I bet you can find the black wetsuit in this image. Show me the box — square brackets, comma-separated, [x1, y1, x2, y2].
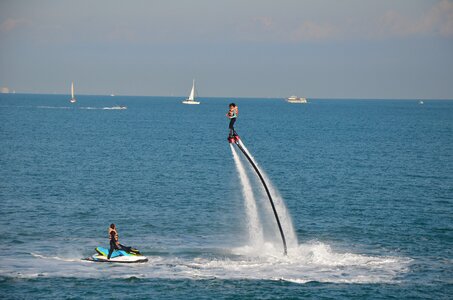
[107, 231, 120, 259]
[107, 230, 133, 259]
[228, 111, 237, 137]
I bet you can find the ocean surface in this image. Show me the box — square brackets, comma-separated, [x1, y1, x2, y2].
[0, 94, 452, 299]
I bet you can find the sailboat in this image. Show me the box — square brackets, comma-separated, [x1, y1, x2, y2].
[70, 82, 76, 103]
[182, 80, 200, 105]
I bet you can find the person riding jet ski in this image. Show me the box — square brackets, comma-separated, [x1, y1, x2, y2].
[107, 223, 138, 259]
[83, 224, 146, 263]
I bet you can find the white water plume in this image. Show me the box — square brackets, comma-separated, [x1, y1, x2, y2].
[230, 144, 263, 246]
[238, 140, 299, 250]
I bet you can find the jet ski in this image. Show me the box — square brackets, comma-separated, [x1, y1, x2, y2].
[84, 246, 148, 263]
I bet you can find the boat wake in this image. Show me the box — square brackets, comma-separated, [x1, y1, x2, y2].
[30, 252, 81, 263]
[80, 106, 127, 110]
[37, 106, 72, 109]
[34, 106, 127, 110]
[101, 106, 127, 110]
[0, 242, 411, 283]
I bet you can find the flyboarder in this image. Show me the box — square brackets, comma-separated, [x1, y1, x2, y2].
[226, 103, 238, 139]
[226, 111, 287, 255]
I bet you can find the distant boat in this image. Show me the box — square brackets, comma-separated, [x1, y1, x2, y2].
[286, 96, 307, 103]
[419, 100, 424, 104]
[110, 106, 127, 110]
[70, 82, 76, 103]
[110, 94, 115, 97]
[182, 80, 200, 105]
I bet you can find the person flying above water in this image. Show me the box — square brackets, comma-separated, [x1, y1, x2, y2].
[226, 102, 238, 138]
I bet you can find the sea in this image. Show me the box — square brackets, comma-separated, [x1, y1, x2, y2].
[0, 94, 452, 299]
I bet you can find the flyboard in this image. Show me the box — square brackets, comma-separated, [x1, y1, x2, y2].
[228, 134, 288, 255]
[83, 247, 148, 263]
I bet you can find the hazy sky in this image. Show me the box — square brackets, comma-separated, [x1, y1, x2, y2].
[0, 0, 452, 98]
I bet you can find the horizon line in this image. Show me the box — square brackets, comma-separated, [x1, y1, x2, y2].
[1, 91, 452, 101]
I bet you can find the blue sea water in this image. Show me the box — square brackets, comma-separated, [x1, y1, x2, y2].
[0, 94, 452, 299]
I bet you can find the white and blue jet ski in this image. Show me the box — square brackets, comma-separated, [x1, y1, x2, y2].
[84, 247, 148, 263]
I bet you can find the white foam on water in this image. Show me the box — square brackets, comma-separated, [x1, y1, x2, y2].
[230, 144, 263, 247]
[78, 106, 96, 109]
[32, 105, 126, 110]
[177, 242, 411, 283]
[102, 106, 127, 110]
[30, 252, 81, 263]
[37, 106, 72, 109]
[77, 106, 127, 110]
[0, 240, 411, 283]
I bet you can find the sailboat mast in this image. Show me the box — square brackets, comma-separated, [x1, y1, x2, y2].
[71, 82, 74, 99]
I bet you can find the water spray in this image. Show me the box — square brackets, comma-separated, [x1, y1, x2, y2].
[230, 145, 263, 246]
[229, 135, 288, 255]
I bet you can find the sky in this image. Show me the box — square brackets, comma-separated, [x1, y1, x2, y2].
[0, 0, 452, 99]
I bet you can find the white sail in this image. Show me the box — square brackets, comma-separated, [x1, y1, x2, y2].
[182, 79, 200, 104]
[188, 80, 196, 101]
[70, 82, 76, 103]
